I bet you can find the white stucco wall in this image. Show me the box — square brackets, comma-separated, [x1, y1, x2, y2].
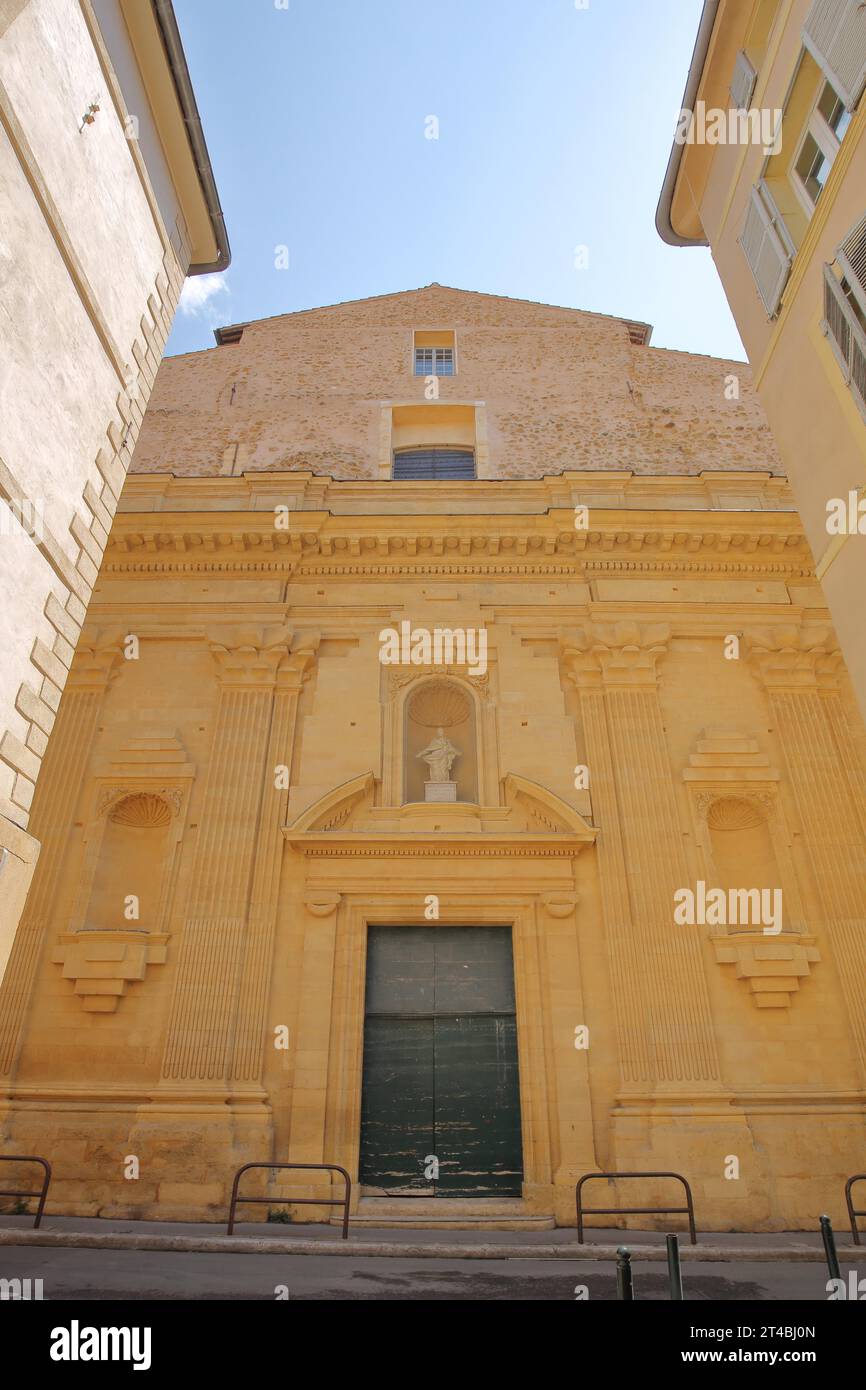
[0, 0, 195, 974]
[89, 0, 189, 262]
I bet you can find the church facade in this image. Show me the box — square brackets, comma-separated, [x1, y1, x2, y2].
[1, 285, 864, 1230]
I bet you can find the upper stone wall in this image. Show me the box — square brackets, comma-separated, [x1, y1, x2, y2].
[130, 285, 783, 480]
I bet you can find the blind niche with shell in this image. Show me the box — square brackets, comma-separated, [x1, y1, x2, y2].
[403, 679, 479, 804]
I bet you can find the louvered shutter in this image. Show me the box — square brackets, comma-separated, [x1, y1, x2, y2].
[837, 210, 866, 314]
[802, 0, 866, 111]
[739, 184, 793, 316]
[730, 50, 757, 109]
[393, 449, 476, 480]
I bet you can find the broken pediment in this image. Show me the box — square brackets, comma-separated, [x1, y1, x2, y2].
[283, 770, 596, 856]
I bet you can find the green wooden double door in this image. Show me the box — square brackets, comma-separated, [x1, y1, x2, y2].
[359, 926, 523, 1197]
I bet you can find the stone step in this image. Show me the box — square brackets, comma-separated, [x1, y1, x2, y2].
[334, 1197, 555, 1231]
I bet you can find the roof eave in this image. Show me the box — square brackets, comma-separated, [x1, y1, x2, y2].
[151, 0, 231, 275]
[655, 0, 720, 248]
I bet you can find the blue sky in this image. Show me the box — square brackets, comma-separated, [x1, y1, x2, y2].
[168, 0, 746, 361]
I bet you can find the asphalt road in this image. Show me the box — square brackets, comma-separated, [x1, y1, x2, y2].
[0, 1244, 844, 1300]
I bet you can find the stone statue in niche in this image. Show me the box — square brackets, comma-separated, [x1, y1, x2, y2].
[417, 727, 460, 801]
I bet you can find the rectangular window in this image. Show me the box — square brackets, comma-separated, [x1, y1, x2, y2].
[793, 79, 851, 213]
[414, 346, 454, 376]
[393, 448, 475, 480]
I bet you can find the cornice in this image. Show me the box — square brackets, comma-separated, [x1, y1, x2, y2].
[283, 835, 591, 859]
[120, 469, 795, 513]
[102, 510, 813, 579]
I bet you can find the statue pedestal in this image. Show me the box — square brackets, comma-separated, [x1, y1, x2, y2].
[424, 781, 457, 803]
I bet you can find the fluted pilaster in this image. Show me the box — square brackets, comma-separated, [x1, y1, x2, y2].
[562, 622, 719, 1087]
[161, 626, 309, 1084]
[748, 625, 866, 1073]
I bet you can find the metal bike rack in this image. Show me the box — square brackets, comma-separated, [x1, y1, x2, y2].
[576, 1170, 697, 1245]
[0, 1155, 52, 1229]
[845, 1174, 866, 1245]
[227, 1162, 352, 1239]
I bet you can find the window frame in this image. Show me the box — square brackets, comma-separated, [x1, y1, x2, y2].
[791, 77, 849, 216]
[413, 345, 456, 378]
[391, 445, 476, 481]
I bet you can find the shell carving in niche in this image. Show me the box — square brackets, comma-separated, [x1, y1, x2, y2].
[109, 793, 172, 829]
[408, 681, 471, 729]
[706, 797, 764, 831]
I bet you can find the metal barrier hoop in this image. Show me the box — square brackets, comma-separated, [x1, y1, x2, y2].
[0, 1155, 52, 1229]
[576, 1170, 697, 1245]
[228, 1162, 352, 1239]
[845, 1174, 866, 1245]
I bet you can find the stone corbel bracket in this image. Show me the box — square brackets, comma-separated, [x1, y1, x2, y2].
[712, 932, 820, 1008]
[540, 892, 579, 919]
[304, 893, 341, 918]
[52, 931, 169, 1013]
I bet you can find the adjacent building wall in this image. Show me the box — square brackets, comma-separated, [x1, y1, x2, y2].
[659, 0, 866, 719]
[0, 0, 221, 979]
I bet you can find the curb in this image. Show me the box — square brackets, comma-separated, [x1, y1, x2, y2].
[0, 1228, 864, 1261]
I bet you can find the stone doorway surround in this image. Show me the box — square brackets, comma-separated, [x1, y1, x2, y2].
[281, 773, 599, 1223]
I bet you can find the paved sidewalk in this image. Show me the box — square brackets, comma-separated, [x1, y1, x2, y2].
[0, 1213, 861, 1261]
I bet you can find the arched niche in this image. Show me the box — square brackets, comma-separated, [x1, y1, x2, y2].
[706, 796, 782, 932]
[84, 793, 173, 932]
[403, 678, 479, 804]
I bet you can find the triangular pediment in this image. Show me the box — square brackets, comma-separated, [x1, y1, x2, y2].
[213, 283, 650, 343]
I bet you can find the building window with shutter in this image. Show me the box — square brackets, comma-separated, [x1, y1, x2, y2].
[392, 447, 476, 480]
[739, 181, 795, 317]
[802, 0, 866, 114]
[823, 213, 866, 422]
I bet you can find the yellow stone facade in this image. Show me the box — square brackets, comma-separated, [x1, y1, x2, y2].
[1, 288, 865, 1230]
[657, 0, 866, 722]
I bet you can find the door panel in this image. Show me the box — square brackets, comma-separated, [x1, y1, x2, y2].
[359, 927, 523, 1197]
[359, 1016, 434, 1191]
[433, 1015, 523, 1196]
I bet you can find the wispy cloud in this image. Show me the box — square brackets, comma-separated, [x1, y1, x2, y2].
[178, 273, 230, 321]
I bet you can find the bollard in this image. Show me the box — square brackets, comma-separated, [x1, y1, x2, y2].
[820, 1214, 841, 1283]
[616, 1245, 634, 1301]
[666, 1232, 683, 1300]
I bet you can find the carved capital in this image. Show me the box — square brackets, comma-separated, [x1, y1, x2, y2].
[207, 625, 319, 689]
[745, 625, 842, 691]
[561, 622, 671, 687]
[67, 628, 125, 691]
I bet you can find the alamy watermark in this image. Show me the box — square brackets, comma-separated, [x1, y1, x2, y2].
[675, 102, 782, 156]
[826, 491, 866, 535]
[674, 880, 782, 935]
[0, 498, 45, 543]
[378, 620, 488, 676]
